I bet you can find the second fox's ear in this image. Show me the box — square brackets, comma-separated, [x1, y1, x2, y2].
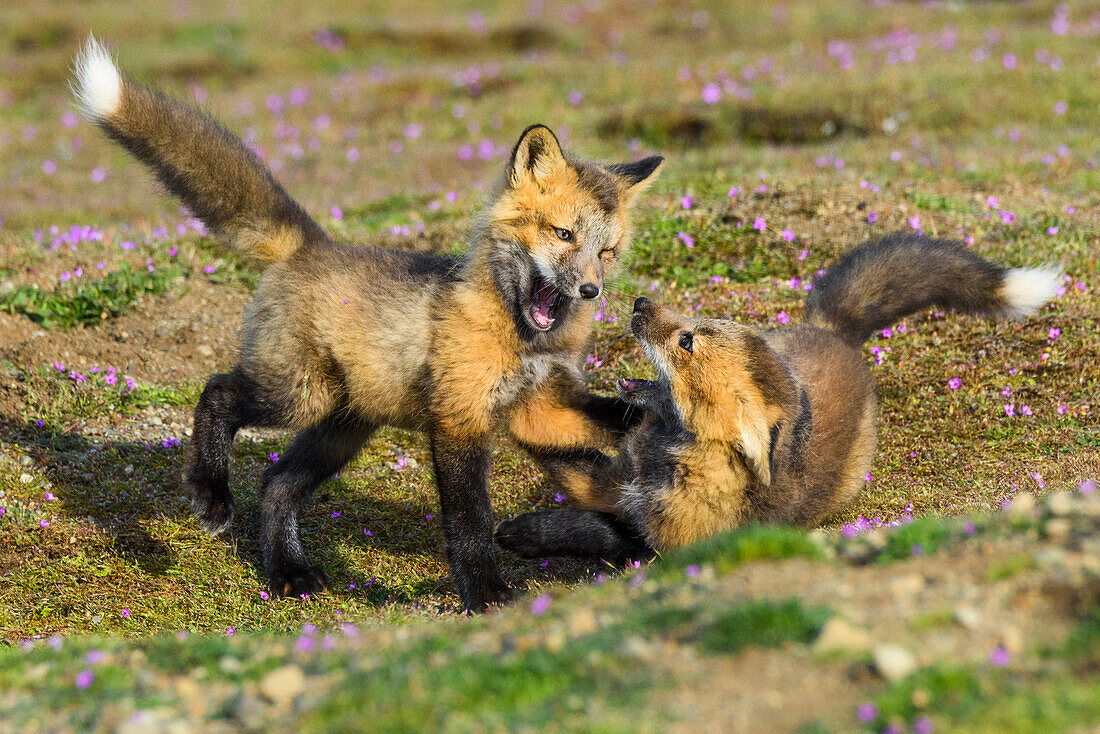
[607, 156, 664, 199]
[508, 124, 568, 188]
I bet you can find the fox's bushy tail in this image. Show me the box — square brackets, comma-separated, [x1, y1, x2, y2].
[71, 36, 325, 263]
[804, 233, 1060, 346]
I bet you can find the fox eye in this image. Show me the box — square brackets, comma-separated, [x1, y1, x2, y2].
[678, 332, 693, 353]
[553, 227, 574, 242]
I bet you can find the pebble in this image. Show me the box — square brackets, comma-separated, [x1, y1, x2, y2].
[1045, 518, 1072, 543]
[259, 665, 305, 705]
[1048, 492, 1075, 517]
[1007, 492, 1037, 517]
[197, 345, 214, 357]
[873, 643, 917, 682]
[813, 617, 871, 652]
[953, 604, 981, 630]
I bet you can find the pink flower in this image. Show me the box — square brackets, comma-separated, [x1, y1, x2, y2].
[1047, 226, 1059, 235]
[681, 195, 693, 209]
[677, 231, 694, 248]
[908, 216, 921, 230]
[1048, 327, 1061, 340]
[531, 594, 551, 615]
[331, 206, 343, 220]
[776, 311, 790, 325]
[701, 83, 721, 105]
[75, 670, 94, 689]
[989, 646, 1010, 666]
[948, 377, 961, 390]
[753, 217, 766, 231]
[1053, 100, 1067, 115]
[121, 608, 131, 618]
[727, 187, 739, 197]
[781, 229, 795, 242]
[39, 519, 50, 528]
[1003, 404, 1016, 417]
[1021, 405, 1033, 416]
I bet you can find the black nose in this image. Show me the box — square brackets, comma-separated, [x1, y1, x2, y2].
[633, 297, 651, 313]
[579, 283, 600, 300]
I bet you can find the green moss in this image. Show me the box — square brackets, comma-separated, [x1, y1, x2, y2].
[692, 599, 832, 655]
[878, 517, 955, 563]
[0, 264, 185, 329]
[658, 524, 826, 576]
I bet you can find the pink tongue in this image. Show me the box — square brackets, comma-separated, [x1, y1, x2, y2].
[530, 282, 556, 329]
[531, 302, 554, 329]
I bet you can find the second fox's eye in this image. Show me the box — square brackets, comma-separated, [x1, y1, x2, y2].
[678, 332, 693, 353]
[553, 227, 574, 242]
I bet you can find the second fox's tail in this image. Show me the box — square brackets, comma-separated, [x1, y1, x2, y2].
[804, 233, 1060, 346]
[71, 36, 326, 264]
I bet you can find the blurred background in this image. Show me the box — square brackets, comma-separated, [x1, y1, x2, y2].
[2, 0, 1097, 230]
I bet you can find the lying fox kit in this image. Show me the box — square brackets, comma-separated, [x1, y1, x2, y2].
[496, 233, 1061, 562]
[72, 36, 662, 611]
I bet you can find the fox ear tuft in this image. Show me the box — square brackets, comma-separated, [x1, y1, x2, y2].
[508, 124, 567, 187]
[607, 156, 664, 197]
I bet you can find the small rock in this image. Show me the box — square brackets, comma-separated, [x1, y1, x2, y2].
[953, 605, 981, 630]
[1000, 625, 1024, 654]
[1049, 493, 1075, 517]
[151, 416, 163, 426]
[813, 617, 871, 652]
[20, 455, 33, 466]
[197, 345, 214, 358]
[19, 473, 33, 484]
[873, 643, 917, 682]
[259, 664, 305, 705]
[1008, 492, 1037, 518]
[568, 608, 598, 636]
[234, 691, 267, 729]
[890, 574, 925, 596]
[1046, 518, 1072, 543]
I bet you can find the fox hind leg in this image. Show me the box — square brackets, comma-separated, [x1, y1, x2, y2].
[260, 412, 376, 598]
[495, 510, 650, 566]
[186, 370, 280, 535]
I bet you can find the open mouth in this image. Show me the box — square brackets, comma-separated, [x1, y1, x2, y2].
[528, 271, 564, 331]
[616, 377, 648, 396]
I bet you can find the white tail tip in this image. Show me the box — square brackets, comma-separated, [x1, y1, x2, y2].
[1001, 266, 1062, 317]
[72, 34, 121, 120]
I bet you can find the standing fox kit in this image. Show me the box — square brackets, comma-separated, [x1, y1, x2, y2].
[72, 37, 662, 611]
[496, 234, 1061, 562]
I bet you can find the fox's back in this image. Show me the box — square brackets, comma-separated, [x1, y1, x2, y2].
[240, 242, 459, 429]
[763, 325, 877, 524]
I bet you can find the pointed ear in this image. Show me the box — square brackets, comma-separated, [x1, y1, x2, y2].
[607, 156, 664, 199]
[508, 124, 568, 188]
[739, 412, 773, 487]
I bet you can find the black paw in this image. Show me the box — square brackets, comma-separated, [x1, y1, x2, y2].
[462, 577, 513, 614]
[190, 492, 235, 536]
[269, 564, 328, 599]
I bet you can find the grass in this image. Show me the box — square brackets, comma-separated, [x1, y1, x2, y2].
[691, 599, 832, 655]
[0, 263, 185, 328]
[867, 664, 1100, 734]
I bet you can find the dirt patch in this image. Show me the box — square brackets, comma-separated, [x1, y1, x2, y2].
[0, 279, 248, 383]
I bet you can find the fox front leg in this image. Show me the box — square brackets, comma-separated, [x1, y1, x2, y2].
[428, 425, 512, 613]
